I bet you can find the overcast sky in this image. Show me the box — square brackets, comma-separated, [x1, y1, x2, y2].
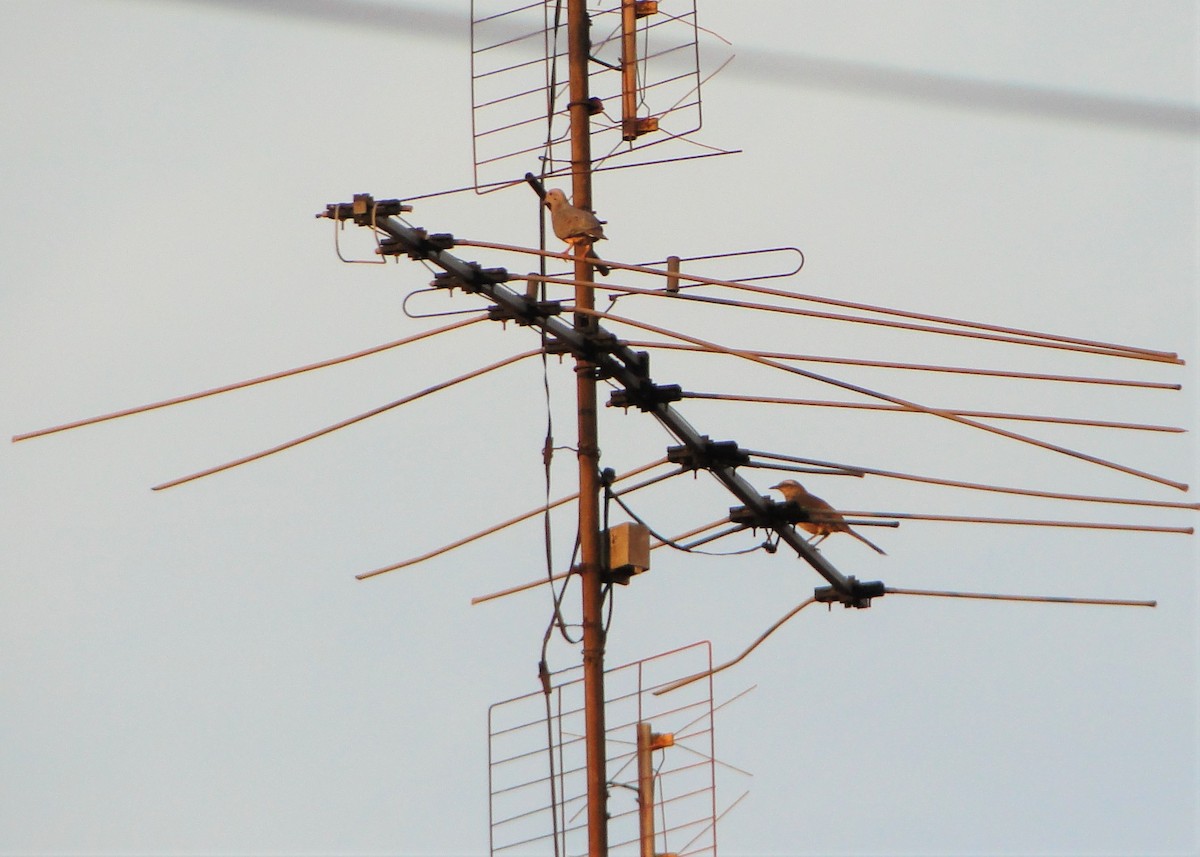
[2, 2, 1197, 855]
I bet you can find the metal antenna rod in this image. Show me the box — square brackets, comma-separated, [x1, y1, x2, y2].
[318, 208, 855, 593]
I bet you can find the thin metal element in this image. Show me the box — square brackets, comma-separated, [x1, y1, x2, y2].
[402, 288, 496, 319]
[331, 208, 387, 264]
[703, 272, 1178, 362]
[657, 583, 1158, 700]
[745, 450, 1200, 512]
[677, 685, 757, 741]
[627, 340, 1181, 390]
[683, 391, 1185, 433]
[763, 462, 865, 479]
[459, 239, 1181, 363]
[469, 469, 684, 603]
[833, 510, 1193, 535]
[655, 599, 820, 695]
[528, 271, 1177, 363]
[885, 588, 1157, 608]
[152, 350, 541, 492]
[12, 316, 488, 443]
[676, 789, 752, 857]
[645, 246, 805, 285]
[675, 524, 751, 551]
[649, 516, 732, 551]
[370, 457, 671, 583]
[473, 571, 571, 605]
[602, 248, 806, 313]
[574, 306, 1189, 492]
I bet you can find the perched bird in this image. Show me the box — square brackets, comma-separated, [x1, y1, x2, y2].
[543, 188, 610, 276]
[770, 479, 886, 555]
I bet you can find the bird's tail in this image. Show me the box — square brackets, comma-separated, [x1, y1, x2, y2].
[587, 248, 611, 277]
[849, 528, 887, 555]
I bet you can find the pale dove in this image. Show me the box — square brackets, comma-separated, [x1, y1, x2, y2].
[771, 479, 886, 555]
[543, 188, 610, 276]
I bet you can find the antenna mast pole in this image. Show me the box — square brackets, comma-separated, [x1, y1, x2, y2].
[566, 2, 609, 855]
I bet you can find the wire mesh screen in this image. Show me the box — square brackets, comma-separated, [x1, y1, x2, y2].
[488, 642, 720, 857]
[470, 0, 704, 192]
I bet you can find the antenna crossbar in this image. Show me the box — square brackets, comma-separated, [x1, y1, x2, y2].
[321, 196, 859, 597]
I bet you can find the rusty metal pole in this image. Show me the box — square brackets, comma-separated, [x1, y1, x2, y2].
[636, 722, 655, 857]
[565, 2, 608, 856]
[621, 0, 638, 140]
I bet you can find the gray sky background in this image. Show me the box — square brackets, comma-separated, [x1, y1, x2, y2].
[2, 1, 1197, 854]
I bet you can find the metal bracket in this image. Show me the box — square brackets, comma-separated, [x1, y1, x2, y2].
[430, 266, 510, 295]
[318, 193, 411, 225]
[667, 438, 749, 472]
[728, 499, 821, 530]
[488, 300, 564, 326]
[814, 577, 887, 609]
[608, 382, 683, 411]
[379, 231, 456, 261]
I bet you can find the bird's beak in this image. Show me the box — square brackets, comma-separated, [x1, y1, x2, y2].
[769, 482, 782, 490]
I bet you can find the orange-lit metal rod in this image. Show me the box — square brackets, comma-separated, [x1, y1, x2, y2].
[744, 451, 1200, 512]
[473, 471, 702, 603]
[885, 588, 1156, 607]
[674, 524, 753, 551]
[522, 271, 1172, 364]
[627, 340, 1181, 390]
[676, 791, 753, 857]
[12, 315, 488, 443]
[598, 280, 1175, 363]
[471, 571, 570, 605]
[649, 516, 733, 551]
[684, 391, 1185, 433]
[152, 349, 541, 492]
[654, 598, 820, 695]
[573, 307, 1189, 492]
[835, 510, 1193, 534]
[656, 582, 1159, 697]
[370, 458, 676, 582]
[461, 239, 1180, 362]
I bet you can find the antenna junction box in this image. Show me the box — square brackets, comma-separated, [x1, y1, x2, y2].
[605, 522, 650, 585]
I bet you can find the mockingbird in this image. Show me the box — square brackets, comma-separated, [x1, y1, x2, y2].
[771, 479, 886, 555]
[543, 188, 611, 276]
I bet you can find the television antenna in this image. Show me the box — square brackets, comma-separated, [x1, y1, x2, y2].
[470, 0, 734, 192]
[14, 3, 1195, 849]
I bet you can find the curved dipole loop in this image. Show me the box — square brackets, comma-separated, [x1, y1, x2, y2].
[654, 598, 819, 695]
[331, 203, 387, 264]
[402, 287, 489, 320]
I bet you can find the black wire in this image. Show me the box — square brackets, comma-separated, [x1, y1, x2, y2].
[600, 472, 619, 633]
[691, 540, 772, 557]
[541, 532, 581, 656]
[601, 474, 771, 557]
[537, 0, 577, 657]
[539, 8, 564, 840]
[601, 472, 615, 636]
